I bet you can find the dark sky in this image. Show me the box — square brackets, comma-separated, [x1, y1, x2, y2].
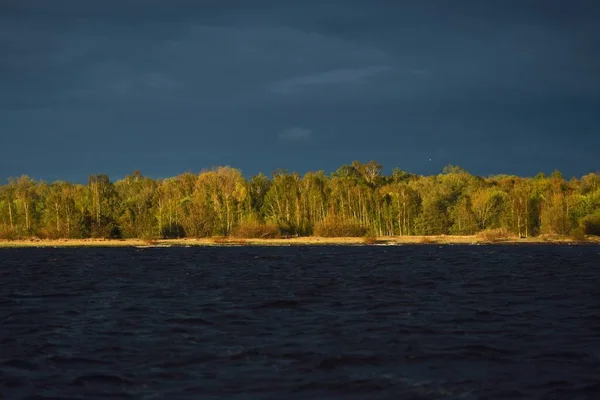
[1, 0, 599, 183]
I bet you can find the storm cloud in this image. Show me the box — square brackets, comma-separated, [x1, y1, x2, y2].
[1, 0, 599, 182]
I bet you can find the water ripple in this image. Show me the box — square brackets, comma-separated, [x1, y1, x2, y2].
[1, 245, 599, 399]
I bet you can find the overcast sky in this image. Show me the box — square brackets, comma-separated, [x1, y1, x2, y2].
[1, 0, 599, 182]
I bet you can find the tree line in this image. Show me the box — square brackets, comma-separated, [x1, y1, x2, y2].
[1, 161, 599, 240]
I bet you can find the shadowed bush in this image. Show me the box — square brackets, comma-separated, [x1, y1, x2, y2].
[581, 213, 600, 236]
[313, 216, 367, 237]
[161, 223, 186, 239]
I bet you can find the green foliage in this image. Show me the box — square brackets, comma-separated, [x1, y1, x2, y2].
[1, 164, 599, 240]
[416, 197, 450, 235]
[581, 213, 600, 236]
[449, 196, 478, 235]
[442, 164, 468, 175]
[540, 193, 571, 235]
[391, 168, 413, 183]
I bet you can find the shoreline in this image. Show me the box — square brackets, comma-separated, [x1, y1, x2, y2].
[1, 235, 598, 248]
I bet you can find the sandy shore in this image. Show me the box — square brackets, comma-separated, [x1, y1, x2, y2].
[0, 235, 598, 248]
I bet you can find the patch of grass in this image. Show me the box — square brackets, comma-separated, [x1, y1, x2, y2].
[212, 237, 248, 245]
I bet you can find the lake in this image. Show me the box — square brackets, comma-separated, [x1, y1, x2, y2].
[1, 245, 600, 399]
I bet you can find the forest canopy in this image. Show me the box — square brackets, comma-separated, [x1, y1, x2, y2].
[1, 162, 599, 240]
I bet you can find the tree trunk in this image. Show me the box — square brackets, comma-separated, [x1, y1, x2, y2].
[525, 199, 529, 238]
[55, 202, 61, 234]
[8, 200, 13, 229]
[23, 202, 30, 233]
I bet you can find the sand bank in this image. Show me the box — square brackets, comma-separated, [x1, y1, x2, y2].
[1, 235, 598, 248]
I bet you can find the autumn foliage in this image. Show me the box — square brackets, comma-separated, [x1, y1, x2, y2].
[0, 163, 599, 240]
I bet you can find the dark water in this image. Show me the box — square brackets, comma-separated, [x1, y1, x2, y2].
[1, 245, 600, 399]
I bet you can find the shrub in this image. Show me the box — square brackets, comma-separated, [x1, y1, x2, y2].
[581, 213, 600, 236]
[231, 219, 280, 239]
[161, 223, 186, 239]
[363, 235, 380, 244]
[36, 228, 56, 240]
[313, 216, 367, 237]
[475, 228, 514, 242]
[569, 228, 587, 242]
[0, 227, 20, 240]
[139, 230, 160, 241]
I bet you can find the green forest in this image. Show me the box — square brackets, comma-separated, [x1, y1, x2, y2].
[1, 161, 599, 240]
